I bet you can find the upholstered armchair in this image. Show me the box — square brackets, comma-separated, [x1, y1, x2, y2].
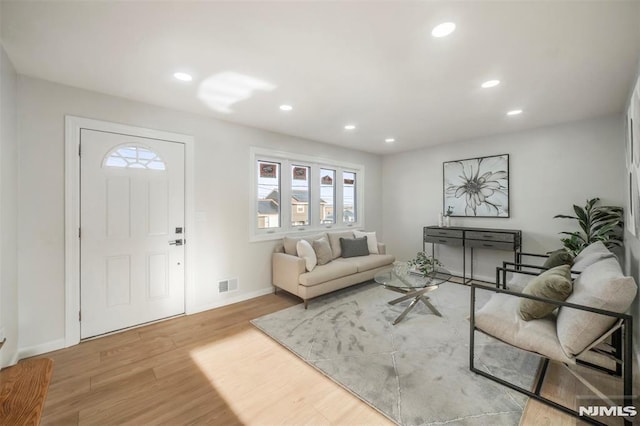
[470, 242, 637, 425]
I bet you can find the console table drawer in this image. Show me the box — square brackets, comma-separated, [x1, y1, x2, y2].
[465, 239, 514, 251]
[424, 235, 464, 246]
[465, 231, 515, 243]
[424, 228, 463, 239]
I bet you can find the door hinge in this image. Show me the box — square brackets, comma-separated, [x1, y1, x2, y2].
[79, 311, 81, 321]
[78, 144, 81, 157]
[79, 227, 81, 238]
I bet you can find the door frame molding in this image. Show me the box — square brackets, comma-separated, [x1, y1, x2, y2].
[64, 116, 195, 347]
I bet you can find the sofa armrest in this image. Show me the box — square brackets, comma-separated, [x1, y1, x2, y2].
[272, 252, 305, 295]
[377, 242, 386, 255]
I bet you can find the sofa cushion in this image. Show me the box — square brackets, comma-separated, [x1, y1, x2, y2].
[542, 249, 574, 269]
[340, 254, 396, 273]
[312, 237, 333, 265]
[475, 292, 573, 364]
[299, 260, 358, 287]
[283, 232, 327, 256]
[353, 230, 379, 254]
[328, 231, 354, 259]
[340, 237, 369, 258]
[556, 257, 637, 356]
[519, 265, 572, 321]
[296, 239, 317, 272]
[571, 241, 615, 272]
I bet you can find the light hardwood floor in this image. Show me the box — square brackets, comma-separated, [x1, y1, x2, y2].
[34, 289, 632, 425]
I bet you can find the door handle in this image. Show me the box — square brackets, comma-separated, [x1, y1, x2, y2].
[169, 239, 184, 246]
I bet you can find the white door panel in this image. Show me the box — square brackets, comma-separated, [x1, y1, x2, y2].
[80, 129, 185, 338]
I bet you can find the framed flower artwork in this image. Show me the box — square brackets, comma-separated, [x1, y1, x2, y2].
[443, 154, 509, 217]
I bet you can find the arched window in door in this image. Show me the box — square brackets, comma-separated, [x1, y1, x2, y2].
[103, 144, 166, 170]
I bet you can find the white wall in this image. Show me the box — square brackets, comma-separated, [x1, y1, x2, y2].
[16, 76, 383, 354]
[0, 44, 19, 366]
[383, 115, 625, 281]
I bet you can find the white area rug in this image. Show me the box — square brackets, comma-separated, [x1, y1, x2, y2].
[252, 282, 540, 425]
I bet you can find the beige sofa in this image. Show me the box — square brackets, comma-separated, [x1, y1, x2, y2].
[272, 230, 395, 307]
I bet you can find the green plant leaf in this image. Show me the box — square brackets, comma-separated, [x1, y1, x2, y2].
[554, 198, 622, 255]
[553, 214, 578, 219]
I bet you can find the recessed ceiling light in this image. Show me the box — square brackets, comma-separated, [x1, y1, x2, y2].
[279, 104, 293, 111]
[344, 124, 356, 131]
[507, 109, 523, 116]
[481, 80, 500, 88]
[173, 72, 193, 82]
[385, 138, 395, 143]
[431, 22, 456, 38]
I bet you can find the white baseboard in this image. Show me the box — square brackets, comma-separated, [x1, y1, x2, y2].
[18, 338, 65, 360]
[187, 287, 276, 315]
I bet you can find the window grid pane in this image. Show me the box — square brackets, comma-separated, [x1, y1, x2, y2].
[257, 161, 281, 229]
[291, 165, 310, 226]
[343, 171, 356, 223]
[104, 146, 166, 170]
[320, 169, 335, 224]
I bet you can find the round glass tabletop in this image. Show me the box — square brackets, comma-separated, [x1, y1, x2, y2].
[374, 262, 452, 290]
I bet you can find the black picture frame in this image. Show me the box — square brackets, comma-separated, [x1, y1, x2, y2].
[443, 154, 510, 217]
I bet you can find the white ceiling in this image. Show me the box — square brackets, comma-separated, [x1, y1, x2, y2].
[2, 1, 639, 154]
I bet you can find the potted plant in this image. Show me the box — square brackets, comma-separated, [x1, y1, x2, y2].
[407, 251, 443, 276]
[554, 198, 623, 256]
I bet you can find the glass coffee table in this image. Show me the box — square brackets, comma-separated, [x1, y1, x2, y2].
[374, 263, 452, 325]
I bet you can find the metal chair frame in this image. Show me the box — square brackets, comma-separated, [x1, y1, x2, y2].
[470, 266, 634, 426]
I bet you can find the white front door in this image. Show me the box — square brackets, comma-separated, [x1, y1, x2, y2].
[80, 129, 185, 339]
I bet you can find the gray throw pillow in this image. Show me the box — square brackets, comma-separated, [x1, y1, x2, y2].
[312, 237, 333, 265]
[542, 249, 574, 269]
[340, 237, 369, 258]
[518, 264, 573, 321]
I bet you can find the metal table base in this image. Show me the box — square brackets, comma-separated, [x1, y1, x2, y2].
[385, 285, 441, 325]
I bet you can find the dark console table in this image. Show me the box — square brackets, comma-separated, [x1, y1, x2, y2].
[423, 226, 522, 283]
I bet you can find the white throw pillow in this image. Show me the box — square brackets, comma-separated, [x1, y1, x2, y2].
[353, 230, 379, 254]
[296, 239, 317, 272]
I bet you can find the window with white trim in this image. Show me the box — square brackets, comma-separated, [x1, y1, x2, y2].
[343, 171, 357, 223]
[256, 161, 281, 229]
[320, 168, 335, 225]
[251, 148, 364, 240]
[104, 145, 166, 170]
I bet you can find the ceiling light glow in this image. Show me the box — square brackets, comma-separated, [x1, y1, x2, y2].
[431, 22, 456, 38]
[344, 124, 356, 131]
[507, 109, 523, 116]
[481, 80, 500, 88]
[197, 71, 276, 114]
[385, 138, 395, 143]
[279, 104, 293, 111]
[174, 72, 193, 82]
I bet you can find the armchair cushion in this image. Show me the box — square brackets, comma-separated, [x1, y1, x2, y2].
[571, 241, 615, 272]
[475, 292, 573, 364]
[519, 265, 572, 321]
[557, 257, 637, 356]
[542, 249, 574, 269]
